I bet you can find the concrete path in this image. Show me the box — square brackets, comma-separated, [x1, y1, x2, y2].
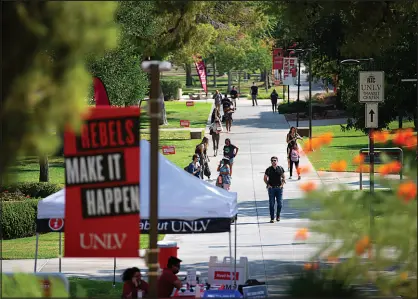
[288, 64, 329, 101]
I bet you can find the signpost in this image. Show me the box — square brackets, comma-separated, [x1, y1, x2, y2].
[365, 103, 378, 128]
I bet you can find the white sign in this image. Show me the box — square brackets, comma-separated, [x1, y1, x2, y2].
[207, 256, 249, 288]
[365, 103, 378, 128]
[283, 57, 297, 86]
[359, 71, 384, 103]
[186, 269, 197, 286]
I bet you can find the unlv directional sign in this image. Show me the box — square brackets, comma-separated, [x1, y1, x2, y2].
[359, 71, 384, 103]
[365, 103, 378, 128]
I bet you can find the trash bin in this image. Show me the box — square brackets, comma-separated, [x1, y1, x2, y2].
[157, 241, 179, 268]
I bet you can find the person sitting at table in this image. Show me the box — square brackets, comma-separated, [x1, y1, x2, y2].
[157, 256, 183, 298]
[122, 267, 149, 298]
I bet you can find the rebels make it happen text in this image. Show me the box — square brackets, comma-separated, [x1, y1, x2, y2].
[65, 117, 140, 219]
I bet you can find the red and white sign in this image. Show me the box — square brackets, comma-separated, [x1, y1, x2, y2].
[283, 57, 298, 85]
[180, 120, 190, 127]
[48, 218, 64, 231]
[162, 145, 176, 155]
[64, 107, 140, 257]
[272, 48, 284, 70]
[193, 56, 208, 93]
[186, 101, 194, 107]
[214, 271, 240, 280]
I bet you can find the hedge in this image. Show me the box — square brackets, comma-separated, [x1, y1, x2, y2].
[278, 101, 308, 114]
[0, 191, 31, 202]
[1, 199, 40, 240]
[0, 182, 62, 198]
[161, 79, 183, 100]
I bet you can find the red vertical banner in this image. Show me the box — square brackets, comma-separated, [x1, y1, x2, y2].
[272, 48, 284, 70]
[193, 55, 208, 94]
[64, 107, 140, 257]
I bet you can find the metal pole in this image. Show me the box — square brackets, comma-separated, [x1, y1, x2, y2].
[287, 85, 290, 105]
[308, 50, 313, 145]
[368, 58, 374, 259]
[296, 56, 301, 127]
[229, 230, 233, 288]
[58, 232, 62, 273]
[148, 64, 161, 299]
[234, 216, 237, 289]
[34, 233, 39, 272]
[113, 257, 116, 287]
[282, 84, 286, 105]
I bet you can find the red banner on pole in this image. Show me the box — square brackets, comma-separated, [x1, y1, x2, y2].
[193, 56, 208, 94]
[64, 107, 140, 257]
[273, 48, 284, 70]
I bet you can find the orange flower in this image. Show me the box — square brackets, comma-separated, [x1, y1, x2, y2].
[373, 130, 389, 143]
[392, 128, 414, 146]
[330, 160, 347, 172]
[404, 136, 417, 149]
[298, 166, 311, 174]
[397, 181, 417, 203]
[400, 272, 408, 281]
[378, 161, 402, 176]
[299, 181, 317, 192]
[352, 154, 365, 165]
[302, 138, 321, 153]
[355, 164, 370, 173]
[294, 228, 309, 240]
[318, 132, 333, 145]
[303, 263, 312, 270]
[355, 236, 371, 256]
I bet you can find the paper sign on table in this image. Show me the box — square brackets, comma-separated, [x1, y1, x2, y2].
[162, 145, 176, 155]
[64, 107, 140, 257]
[186, 101, 194, 107]
[242, 285, 268, 299]
[187, 269, 197, 285]
[180, 120, 190, 127]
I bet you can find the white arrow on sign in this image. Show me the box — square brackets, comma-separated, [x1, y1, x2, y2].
[365, 103, 378, 128]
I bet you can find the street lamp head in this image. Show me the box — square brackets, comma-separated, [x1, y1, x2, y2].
[141, 61, 172, 72]
[340, 59, 361, 65]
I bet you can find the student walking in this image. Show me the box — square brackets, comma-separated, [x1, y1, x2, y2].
[210, 111, 223, 156]
[195, 137, 210, 180]
[289, 143, 301, 180]
[286, 126, 302, 170]
[217, 157, 232, 190]
[230, 86, 239, 109]
[270, 89, 279, 113]
[213, 90, 222, 112]
[250, 82, 258, 106]
[263, 156, 286, 223]
[222, 95, 234, 132]
[223, 138, 238, 177]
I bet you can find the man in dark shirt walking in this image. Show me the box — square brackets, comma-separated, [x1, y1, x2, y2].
[264, 156, 285, 223]
[250, 82, 258, 106]
[230, 86, 238, 109]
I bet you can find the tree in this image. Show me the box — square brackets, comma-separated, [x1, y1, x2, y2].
[1, 2, 118, 182]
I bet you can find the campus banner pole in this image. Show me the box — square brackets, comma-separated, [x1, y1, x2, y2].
[58, 232, 62, 272]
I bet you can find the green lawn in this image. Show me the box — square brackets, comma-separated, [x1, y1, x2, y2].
[69, 277, 122, 298]
[305, 121, 415, 171]
[140, 101, 212, 129]
[1, 233, 165, 260]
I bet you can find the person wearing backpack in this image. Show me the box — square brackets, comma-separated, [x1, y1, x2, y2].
[195, 137, 210, 180]
[289, 143, 301, 180]
[187, 154, 201, 178]
[217, 157, 232, 190]
[209, 111, 223, 157]
[263, 156, 286, 223]
[270, 89, 279, 113]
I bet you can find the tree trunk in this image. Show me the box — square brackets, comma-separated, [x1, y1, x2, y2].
[39, 155, 49, 182]
[185, 64, 193, 87]
[227, 71, 232, 92]
[260, 71, 266, 82]
[265, 69, 269, 92]
[213, 56, 217, 87]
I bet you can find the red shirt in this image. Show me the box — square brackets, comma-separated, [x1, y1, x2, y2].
[122, 280, 149, 298]
[157, 268, 179, 298]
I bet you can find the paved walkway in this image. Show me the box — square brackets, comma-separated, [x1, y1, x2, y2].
[2, 99, 390, 294]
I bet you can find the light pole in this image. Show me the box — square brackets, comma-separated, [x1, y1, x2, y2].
[340, 58, 374, 255]
[141, 60, 172, 299]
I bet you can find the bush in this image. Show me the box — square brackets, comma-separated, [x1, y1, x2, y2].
[278, 100, 307, 114]
[0, 182, 62, 198]
[0, 191, 31, 202]
[161, 80, 183, 100]
[1, 199, 40, 240]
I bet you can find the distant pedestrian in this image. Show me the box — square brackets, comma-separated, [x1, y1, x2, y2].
[213, 90, 222, 112]
[222, 95, 234, 132]
[289, 143, 301, 180]
[187, 154, 201, 178]
[286, 126, 302, 170]
[223, 138, 238, 176]
[210, 109, 223, 157]
[195, 137, 210, 179]
[230, 86, 239, 109]
[250, 82, 258, 106]
[217, 157, 232, 190]
[270, 89, 279, 113]
[263, 156, 285, 223]
[211, 107, 221, 123]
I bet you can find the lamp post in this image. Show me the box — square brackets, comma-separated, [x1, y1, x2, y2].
[141, 60, 172, 299]
[340, 58, 374, 255]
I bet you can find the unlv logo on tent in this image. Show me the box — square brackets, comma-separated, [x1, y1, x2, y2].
[49, 218, 64, 231]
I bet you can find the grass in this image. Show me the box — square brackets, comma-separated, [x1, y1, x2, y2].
[140, 101, 212, 129]
[304, 120, 416, 172]
[69, 277, 122, 298]
[1, 233, 165, 260]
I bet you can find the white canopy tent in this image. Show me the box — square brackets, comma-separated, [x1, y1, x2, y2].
[35, 140, 239, 285]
